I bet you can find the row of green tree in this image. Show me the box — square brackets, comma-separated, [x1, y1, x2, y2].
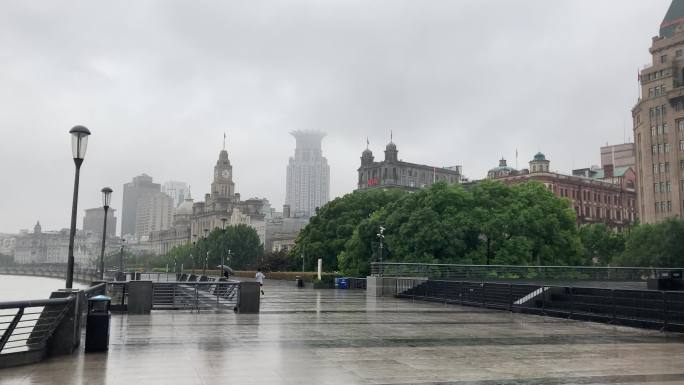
[291, 181, 684, 276]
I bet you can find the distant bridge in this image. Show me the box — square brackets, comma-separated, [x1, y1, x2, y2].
[0, 265, 100, 284]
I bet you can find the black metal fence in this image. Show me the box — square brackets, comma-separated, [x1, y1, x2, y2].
[372, 262, 679, 283]
[396, 278, 684, 332]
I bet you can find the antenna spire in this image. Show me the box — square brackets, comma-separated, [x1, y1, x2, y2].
[223, 132, 226, 151]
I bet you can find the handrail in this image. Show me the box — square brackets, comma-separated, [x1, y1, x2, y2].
[371, 262, 684, 270]
[0, 296, 74, 310]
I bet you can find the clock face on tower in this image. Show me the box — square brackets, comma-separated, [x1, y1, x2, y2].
[222, 170, 230, 179]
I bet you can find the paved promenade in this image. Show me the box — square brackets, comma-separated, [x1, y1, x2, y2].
[2, 280, 684, 385]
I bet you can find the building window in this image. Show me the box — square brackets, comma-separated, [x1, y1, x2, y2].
[656, 106, 661, 116]
[655, 183, 660, 193]
[680, 140, 684, 151]
[665, 143, 671, 153]
[662, 54, 668, 63]
[679, 120, 684, 132]
[649, 88, 654, 97]
[667, 181, 672, 192]
[664, 123, 669, 133]
[666, 162, 671, 172]
[663, 105, 667, 116]
[677, 49, 683, 57]
[651, 126, 656, 136]
[654, 164, 659, 174]
[681, 160, 684, 169]
[668, 201, 672, 211]
[658, 144, 664, 153]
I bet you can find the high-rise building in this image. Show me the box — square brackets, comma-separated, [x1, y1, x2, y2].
[83, 207, 117, 238]
[633, 0, 684, 223]
[135, 192, 174, 241]
[162, 181, 190, 208]
[286, 131, 330, 217]
[121, 174, 161, 239]
[357, 140, 461, 191]
[600, 143, 636, 170]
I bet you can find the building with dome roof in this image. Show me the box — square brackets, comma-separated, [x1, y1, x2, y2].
[487, 158, 518, 179]
[489, 153, 637, 231]
[357, 139, 461, 191]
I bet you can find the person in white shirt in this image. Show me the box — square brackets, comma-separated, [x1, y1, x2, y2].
[255, 269, 265, 295]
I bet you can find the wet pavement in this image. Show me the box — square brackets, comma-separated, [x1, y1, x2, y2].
[2, 280, 684, 385]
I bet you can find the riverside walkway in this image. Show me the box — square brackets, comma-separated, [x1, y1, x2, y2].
[2, 280, 684, 385]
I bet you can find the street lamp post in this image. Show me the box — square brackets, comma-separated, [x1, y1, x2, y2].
[220, 218, 227, 277]
[99, 187, 113, 280]
[202, 228, 209, 275]
[191, 234, 197, 274]
[118, 239, 126, 278]
[66, 125, 91, 289]
[376, 226, 385, 277]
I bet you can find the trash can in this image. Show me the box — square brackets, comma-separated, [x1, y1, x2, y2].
[295, 276, 304, 288]
[85, 295, 111, 352]
[338, 278, 348, 289]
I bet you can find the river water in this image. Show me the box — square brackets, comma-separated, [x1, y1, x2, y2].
[0, 275, 87, 302]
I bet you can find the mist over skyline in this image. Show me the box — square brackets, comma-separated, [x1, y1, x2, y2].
[0, 0, 669, 234]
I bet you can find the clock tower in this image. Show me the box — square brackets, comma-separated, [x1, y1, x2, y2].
[211, 146, 235, 198]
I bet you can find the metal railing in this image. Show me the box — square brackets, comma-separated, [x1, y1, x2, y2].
[151, 281, 239, 311]
[0, 296, 74, 358]
[395, 278, 684, 332]
[346, 278, 367, 290]
[103, 280, 239, 312]
[371, 262, 680, 283]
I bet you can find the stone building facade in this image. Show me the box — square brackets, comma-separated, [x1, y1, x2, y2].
[13, 222, 121, 266]
[633, 0, 684, 223]
[190, 146, 266, 244]
[357, 141, 461, 191]
[490, 153, 637, 231]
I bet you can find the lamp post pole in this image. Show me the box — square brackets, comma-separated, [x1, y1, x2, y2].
[118, 240, 125, 276]
[221, 218, 227, 277]
[376, 226, 385, 277]
[99, 187, 112, 280]
[202, 228, 209, 275]
[191, 234, 197, 274]
[66, 125, 91, 289]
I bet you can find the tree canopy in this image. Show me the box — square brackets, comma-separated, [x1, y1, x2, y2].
[165, 224, 262, 270]
[613, 218, 684, 267]
[290, 188, 408, 272]
[339, 181, 582, 276]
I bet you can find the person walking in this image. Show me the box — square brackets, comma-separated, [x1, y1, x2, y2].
[255, 268, 265, 295]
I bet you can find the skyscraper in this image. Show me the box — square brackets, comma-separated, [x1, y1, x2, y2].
[633, 0, 684, 223]
[121, 174, 161, 239]
[286, 131, 330, 218]
[162, 181, 190, 208]
[83, 207, 117, 238]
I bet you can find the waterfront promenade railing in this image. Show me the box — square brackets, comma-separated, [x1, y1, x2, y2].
[395, 278, 684, 332]
[0, 296, 74, 359]
[371, 262, 680, 283]
[106, 280, 240, 311]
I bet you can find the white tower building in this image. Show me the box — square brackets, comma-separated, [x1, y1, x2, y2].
[286, 131, 330, 218]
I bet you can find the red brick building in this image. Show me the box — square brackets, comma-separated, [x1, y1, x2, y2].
[488, 153, 637, 231]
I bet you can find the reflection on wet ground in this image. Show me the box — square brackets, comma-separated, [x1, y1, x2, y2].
[2, 279, 684, 385]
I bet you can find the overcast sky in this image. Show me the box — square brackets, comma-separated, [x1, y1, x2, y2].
[0, 0, 670, 234]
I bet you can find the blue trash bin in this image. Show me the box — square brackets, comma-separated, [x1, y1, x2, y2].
[339, 278, 348, 289]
